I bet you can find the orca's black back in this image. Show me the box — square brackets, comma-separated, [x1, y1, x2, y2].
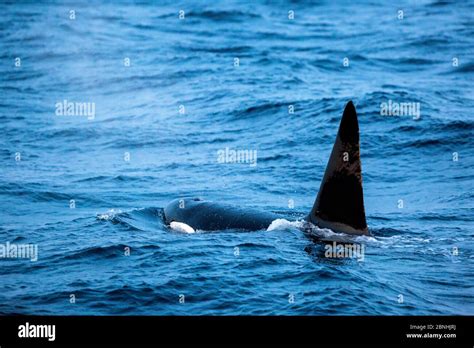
[164, 198, 279, 231]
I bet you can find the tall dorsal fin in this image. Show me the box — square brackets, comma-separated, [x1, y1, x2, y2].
[308, 101, 368, 235]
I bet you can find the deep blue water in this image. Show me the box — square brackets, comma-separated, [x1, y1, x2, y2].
[0, 0, 473, 315]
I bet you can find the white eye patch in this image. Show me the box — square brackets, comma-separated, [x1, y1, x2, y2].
[170, 221, 195, 234]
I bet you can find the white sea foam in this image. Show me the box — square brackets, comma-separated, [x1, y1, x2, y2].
[96, 209, 122, 221]
[266, 218, 335, 238]
[267, 218, 380, 245]
[266, 218, 306, 231]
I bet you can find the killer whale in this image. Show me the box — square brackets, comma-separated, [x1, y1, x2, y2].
[164, 101, 369, 236]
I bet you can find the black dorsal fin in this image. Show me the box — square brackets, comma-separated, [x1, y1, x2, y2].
[308, 101, 369, 235]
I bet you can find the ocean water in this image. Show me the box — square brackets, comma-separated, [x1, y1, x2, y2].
[0, 0, 473, 315]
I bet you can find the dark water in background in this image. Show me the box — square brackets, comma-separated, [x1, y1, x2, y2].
[0, 0, 473, 315]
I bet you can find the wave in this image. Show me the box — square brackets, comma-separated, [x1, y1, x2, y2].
[96, 207, 166, 232]
[186, 10, 261, 22]
[75, 175, 157, 183]
[452, 62, 474, 73]
[232, 101, 293, 118]
[62, 244, 131, 261]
